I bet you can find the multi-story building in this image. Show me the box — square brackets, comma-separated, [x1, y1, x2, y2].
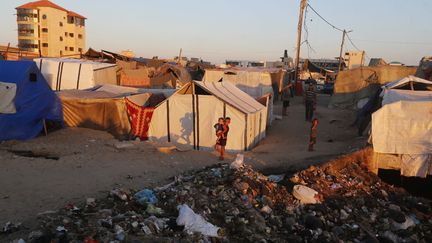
[344, 50, 365, 69]
[16, 0, 86, 57]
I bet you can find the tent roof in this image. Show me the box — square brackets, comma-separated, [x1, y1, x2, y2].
[35, 58, 116, 71]
[383, 75, 432, 89]
[0, 60, 34, 84]
[193, 81, 265, 114]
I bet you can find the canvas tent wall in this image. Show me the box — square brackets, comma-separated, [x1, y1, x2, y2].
[371, 101, 432, 177]
[0, 60, 63, 141]
[34, 58, 118, 91]
[329, 65, 416, 109]
[58, 85, 165, 139]
[380, 76, 432, 106]
[148, 81, 267, 151]
[203, 69, 275, 124]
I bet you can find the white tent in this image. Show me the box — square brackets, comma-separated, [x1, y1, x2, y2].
[203, 69, 275, 124]
[34, 58, 118, 91]
[148, 81, 267, 151]
[371, 101, 432, 177]
[381, 75, 432, 105]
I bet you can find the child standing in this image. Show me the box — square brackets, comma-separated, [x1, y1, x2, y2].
[308, 118, 318, 151]
[214, 117, 225, 152]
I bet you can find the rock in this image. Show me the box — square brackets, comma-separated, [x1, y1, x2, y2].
[340, 209, 349, 220]
[332, 226, 344, 236]
[388, 209, 406, 223]
[304, 215, 323, 230]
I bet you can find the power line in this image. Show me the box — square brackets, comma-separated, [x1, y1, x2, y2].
[351, 39, 432, 45]
[306, 3, 344, 32]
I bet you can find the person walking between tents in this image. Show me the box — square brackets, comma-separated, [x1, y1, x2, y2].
[308, 118, 318, 151]
[214, 117, 230, 160]
[304, 84, 317, 121]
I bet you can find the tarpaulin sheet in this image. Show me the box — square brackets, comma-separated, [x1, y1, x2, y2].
[125, 98, 154, 140]
[372, 101, 432, 154]
[0, 60, 63, 141]
[60, 96, 132, 139]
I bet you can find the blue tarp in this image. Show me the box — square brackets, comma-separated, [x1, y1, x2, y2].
[0, 60, 63, 141]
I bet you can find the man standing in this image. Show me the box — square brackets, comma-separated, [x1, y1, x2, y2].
[304, 84, 317, 121]
[218, 117, 230, 160]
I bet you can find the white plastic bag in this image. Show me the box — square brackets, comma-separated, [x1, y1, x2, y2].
[292, 185, 319, 204]
[230, 154, 244, 170]
[176, 204, 220, 237]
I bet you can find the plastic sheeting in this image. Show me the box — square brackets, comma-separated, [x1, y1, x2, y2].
[372, 101, 432, 155]
[34, 58, 118, 91]
[148, 81, 267, 151]
[0, 60, 63, 141]
[330, 66, 416, 109]
[203, 69, 274, 124]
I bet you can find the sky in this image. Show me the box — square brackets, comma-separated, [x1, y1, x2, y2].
[1, 0, 431, 65]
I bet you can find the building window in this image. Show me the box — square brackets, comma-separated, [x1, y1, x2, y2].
[42, 28, 48, 33]
[69, 47, 74, 52]
[67, 16, 75, 24]
[60, 51, 63, 56]
[65, 32, 68, 36]
[69, 33, 74, 38]
[59, 22, 63, 27]
[78, 34, 83, 39]
[65, 46, 68, 51]
[42, 43, 48, 47]
[60, 36, 63, 41]
[42, 14, 47, 20]
[78, 48, 82, 53]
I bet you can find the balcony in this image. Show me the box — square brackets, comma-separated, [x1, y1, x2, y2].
[18, 28, 35, 37]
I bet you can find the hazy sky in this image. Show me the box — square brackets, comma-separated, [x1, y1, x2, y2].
[1, 0, 431, 65]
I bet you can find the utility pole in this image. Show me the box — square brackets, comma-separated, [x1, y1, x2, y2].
[338, 29, 352, 72]
[294, 0, 307, 91]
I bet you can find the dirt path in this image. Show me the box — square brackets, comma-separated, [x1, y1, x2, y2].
[0, 94, 365, 228]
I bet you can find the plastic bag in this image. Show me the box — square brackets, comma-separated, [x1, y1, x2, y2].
[134, 189, 157, 205]
[292, 185, 319, 204]
[230, 154, 244, 170]
[176, 204, 220, 237]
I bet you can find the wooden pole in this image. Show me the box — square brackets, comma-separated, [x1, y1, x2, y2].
[294, 0, 307, 86]
[178, 48, 183, 64]
[5, 43, 10, 60]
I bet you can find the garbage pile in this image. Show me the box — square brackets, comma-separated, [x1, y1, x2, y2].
[5, 153, 432, 242]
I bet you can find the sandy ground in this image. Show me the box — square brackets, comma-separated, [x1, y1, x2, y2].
[0, 94, 365, 228]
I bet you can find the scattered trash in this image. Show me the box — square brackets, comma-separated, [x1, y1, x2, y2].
[9, 157, 432, 242]
[2, 222, 21, 234]
[110, 188, 130, 201]
[230, 154, 244, 170]
[267, 174, 285, 183]
[292, 185, 319, 204]
[176, 204, 220, 237]
[134, 189, 157, 205]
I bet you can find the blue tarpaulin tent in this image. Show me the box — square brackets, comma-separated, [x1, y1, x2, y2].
[0, 60, 63, 141]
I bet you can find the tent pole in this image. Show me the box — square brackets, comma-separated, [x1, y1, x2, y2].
[43, 119, 48, 136]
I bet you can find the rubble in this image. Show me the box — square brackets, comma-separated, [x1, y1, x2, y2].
[3, 152, 432, 242]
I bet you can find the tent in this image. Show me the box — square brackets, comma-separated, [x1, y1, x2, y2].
[59, 85, 169, 139]
[148, 81, 267, 151]
[380, 76, 432, 105]
[329, 65, 417, 109]
[0, 60, 63, 141]
[203, 68, 275, 124]
[34, 58, 118, 91]
[371, 101, 432, 177]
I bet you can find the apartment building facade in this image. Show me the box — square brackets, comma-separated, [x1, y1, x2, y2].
[16, 0, 86, 57]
